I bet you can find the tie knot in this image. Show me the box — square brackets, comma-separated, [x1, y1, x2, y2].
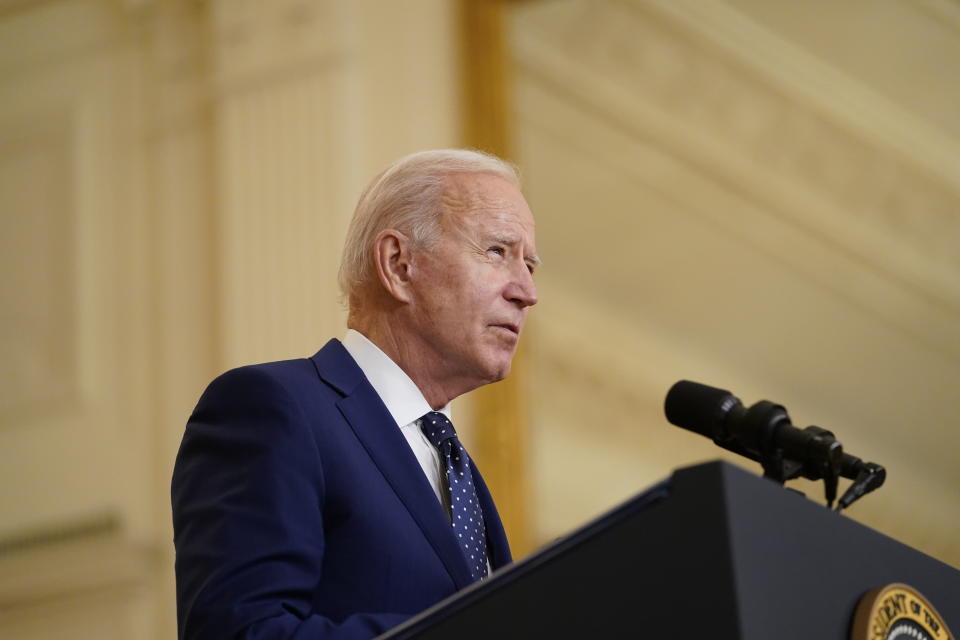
[419, 411, 458, 449]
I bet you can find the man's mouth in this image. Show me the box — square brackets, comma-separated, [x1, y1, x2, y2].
[492, 323, 520, 336]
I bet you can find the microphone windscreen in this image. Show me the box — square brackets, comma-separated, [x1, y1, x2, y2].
[664, 380, 739, 438]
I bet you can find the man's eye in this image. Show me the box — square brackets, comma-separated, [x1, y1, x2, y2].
[488, 246, 505, 257]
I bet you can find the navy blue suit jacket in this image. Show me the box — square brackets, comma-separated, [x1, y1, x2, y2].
[171, 339, 512, 639]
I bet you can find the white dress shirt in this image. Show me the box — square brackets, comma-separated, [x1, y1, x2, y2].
[342, 329, 494, 574]
[342, 329, 452, 515]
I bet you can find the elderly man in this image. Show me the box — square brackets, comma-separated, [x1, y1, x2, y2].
[172, 149, 539, 639]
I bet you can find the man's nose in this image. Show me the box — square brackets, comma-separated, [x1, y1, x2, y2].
[506, 266, 538, 308]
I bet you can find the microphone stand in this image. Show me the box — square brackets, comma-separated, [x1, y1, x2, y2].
[837, 460, 886, 511]
[664, 380, 887, 511]
[753, 425, 885, 511]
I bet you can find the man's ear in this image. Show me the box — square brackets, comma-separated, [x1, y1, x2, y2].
[373, 229, 414, 303]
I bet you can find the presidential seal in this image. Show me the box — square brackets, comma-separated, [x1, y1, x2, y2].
[851, 583, 953, 640]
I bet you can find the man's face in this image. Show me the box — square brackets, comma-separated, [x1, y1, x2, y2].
[408, 172, 539, 389]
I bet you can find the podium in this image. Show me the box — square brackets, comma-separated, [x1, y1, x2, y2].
[382, 461, 959, 639]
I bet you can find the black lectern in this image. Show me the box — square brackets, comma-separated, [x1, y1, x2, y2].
[382, 461, 959, 639]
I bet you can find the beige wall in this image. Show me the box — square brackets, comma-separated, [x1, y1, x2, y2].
[0, 0, 957, 637]
[0, 0, 460, 636]
[510, 0, 960, 567]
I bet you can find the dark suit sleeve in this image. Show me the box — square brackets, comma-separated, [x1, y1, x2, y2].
[171, 366, 410, 639]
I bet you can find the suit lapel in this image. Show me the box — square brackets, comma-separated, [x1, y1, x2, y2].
[311, 340, 475, 590]
[471, 461, 513, 569]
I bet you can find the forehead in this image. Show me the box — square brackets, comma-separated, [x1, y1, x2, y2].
[439, 172, 535, 233]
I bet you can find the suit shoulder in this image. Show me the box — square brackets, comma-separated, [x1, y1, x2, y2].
[214, 357, 315, 385]
[207, 358, 317, 391]
[194, 356, 328, 412]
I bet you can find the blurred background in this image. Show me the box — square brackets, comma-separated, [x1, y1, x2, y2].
[1, 0, 958, 637]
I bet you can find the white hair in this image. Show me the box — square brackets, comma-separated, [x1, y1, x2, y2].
[338, 149, 520, 305]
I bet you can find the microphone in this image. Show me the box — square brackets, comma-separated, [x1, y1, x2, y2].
[664, 380, 885, 509]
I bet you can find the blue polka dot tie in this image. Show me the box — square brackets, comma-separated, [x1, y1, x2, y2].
[419, 411, 489, 582]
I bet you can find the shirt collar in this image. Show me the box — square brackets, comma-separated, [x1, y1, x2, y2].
[342, 328, 451, 428]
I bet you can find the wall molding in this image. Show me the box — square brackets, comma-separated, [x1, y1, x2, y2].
[644, 0, 960, 189]
[510, 0, 960, 364]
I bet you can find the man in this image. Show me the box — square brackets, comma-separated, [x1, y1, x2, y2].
[171, 149, 539, 639]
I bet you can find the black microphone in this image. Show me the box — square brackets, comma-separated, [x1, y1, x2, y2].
[664, 380, 885, 509]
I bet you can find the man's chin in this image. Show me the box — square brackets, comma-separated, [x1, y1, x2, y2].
[487, 357, 513, 383]
[471, 344, 519, 385]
